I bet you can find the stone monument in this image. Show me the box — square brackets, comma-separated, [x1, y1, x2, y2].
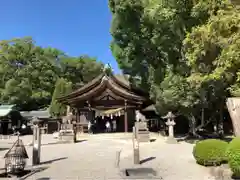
[162, 111, 177, 144]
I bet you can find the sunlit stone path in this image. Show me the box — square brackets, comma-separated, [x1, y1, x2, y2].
[0, 134, 213, 180]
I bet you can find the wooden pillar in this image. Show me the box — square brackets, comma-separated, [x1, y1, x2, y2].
[57, 121, 60, 131]
[87, 101, 93, 122]
[77, 109, 80, 123]
[124, 100, 128, 133]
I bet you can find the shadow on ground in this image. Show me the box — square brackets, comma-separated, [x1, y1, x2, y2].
[140, 156, 156, 164]
[177, 137, 199, 144]
[75, 140, 87, 143]
[0, 148, 9, 151]
[177, 133, 234, 144]
[0, 166, 48, 179]
[26, 140, 87, 147]
[150, 139, 156, 142]
[47, 139, 87, 145]
[221, 137, 233, 143]
[40, 157, 67, 165]
[0, 170, 32, 178]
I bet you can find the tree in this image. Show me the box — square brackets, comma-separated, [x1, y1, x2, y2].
[109, 0, 239, 136]
[183, 2, 240, 134]
[49, 78, 72, 117]
[0, 37, 60, 110]
[60, 55, 103, 89]
[0, 37, 103, 110]
[109, 0, 205, 109]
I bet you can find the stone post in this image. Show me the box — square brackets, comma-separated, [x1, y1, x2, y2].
[32, 117, 42, 165]
[132, 127, 140, 164]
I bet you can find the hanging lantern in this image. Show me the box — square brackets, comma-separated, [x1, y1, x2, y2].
[4, 135, 28, 175]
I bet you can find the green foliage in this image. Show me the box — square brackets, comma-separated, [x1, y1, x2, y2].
[0, 37, 103, 110]
[227, 137, 240, 177]
[109, 0, 240, 135]
[183, 2, 240, 122]
[49, 78, 72, 118]
[60, 55, 103, 89]
[109, 0, 210, 113]
[193, 139, 228, 166]
[151, 70, 198, 115]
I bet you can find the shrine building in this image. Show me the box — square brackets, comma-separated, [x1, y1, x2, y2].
[57, 66, 152, 133]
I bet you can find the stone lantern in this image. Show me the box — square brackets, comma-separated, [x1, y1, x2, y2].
[32, 116, 42, 126]
[162, 111, 177, 144]
[4, 135, 28, 175]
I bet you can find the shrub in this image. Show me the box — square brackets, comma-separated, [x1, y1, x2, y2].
[227, 137, 240, 177]
[193, 139, 228, 166]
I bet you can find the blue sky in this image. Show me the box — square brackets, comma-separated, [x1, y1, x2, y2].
[0, 0, 121, 73]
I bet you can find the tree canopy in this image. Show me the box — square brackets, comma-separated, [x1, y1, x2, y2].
[49, 78, 73, 117]
[0, 37, 103, 111]
[109, 0, 240, 135]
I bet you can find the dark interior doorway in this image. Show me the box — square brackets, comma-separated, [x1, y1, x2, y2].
[0, 121, 9, 135]
[93, 115, 125, 133]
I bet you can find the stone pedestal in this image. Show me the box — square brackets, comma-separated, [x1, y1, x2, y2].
[59, 129, 76, 143]
[59, 123, 76, 143]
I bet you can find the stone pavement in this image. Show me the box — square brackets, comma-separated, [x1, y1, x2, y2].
[0, 134, 214, 180]
[120, 139, 214, 180]
[27, 137, 133, 180]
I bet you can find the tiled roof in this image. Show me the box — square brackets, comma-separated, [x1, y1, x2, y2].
[58, 72, 148, 105]
[0, 104, 15, 117]
[20, 110, 50, 119]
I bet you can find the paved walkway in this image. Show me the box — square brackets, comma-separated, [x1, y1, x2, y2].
[120, 139, 214, 180]
[0, 134, 214, 180]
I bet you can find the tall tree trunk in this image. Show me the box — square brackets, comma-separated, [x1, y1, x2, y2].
[189, 113, 198, 137]
[201, 108, 204, 127]
[218, 100, 224, 137]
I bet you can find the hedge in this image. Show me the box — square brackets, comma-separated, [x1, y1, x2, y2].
[227, 137, 240, 177]
[193, 139, 228, 166]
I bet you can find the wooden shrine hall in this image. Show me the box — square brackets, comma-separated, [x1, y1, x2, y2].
[57, 66, 151, 133]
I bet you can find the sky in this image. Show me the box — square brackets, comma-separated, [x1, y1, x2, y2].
[0, 0, 121, 73]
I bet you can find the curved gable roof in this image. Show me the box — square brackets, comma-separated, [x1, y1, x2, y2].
[58, 72, 149, 105]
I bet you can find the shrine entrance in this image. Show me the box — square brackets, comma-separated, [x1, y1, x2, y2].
[93, 115, 121, 133]
[93, 107, 124, 133]
[57, 65, 151, 133]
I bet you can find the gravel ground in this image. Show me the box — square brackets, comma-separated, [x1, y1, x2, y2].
[0, 134, 214, 180]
